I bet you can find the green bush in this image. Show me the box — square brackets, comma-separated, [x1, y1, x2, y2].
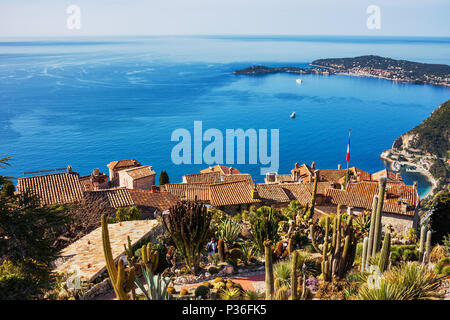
[402, 249, 418, 261]
[390, 251, 401, 264]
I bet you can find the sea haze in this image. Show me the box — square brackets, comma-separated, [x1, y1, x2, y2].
[0, 36, 449, 197]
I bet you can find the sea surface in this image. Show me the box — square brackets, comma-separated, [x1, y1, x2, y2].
[1, 36, 449, 197]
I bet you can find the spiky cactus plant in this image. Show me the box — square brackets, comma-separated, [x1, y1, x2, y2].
[141, 243, 159, 274]
[419, 225, 426, 262]
[101, 215, 136, 300]
[372, 177, 386, 256]
[378, 232, 391, 272]
[290, 250, 299, 300]
[423, 230, 432, 264]
[264, 239, 274, 300]
[162, 199, 212, 274]
[218, 238, 225, 262]
[361, 236, 369, 272]
[304, 171, 319, 220]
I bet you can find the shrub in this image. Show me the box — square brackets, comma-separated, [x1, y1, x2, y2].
[430, 245, 447, 263]
[402, 249, 418, 261]
[194, 285, 210, 299]
[274, 261, 291, 288]
[250, 206, 280, 254]
[229, 248, 244, 260]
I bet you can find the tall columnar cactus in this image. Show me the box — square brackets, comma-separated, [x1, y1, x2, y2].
[378, 232, 391, 272]
[101, 215, 136, 300]
[290, 250, 299, 300]
[418, 225, 426, 262]
[372, 177, 386, 256]
[423, 230, 432, 264]
[162, 199, 212, 274]
[141, 243, 159, 274]
[304, 172, 319, 220]
[264, 240, 274, 300]
[310, 213, 357, 281]
[361, 236, 369, 272]
[123, 235, 135, 265]
[365, 177, 387, 266]
[218, 238, 225, 262]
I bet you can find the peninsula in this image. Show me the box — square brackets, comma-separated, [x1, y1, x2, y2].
[380, 99, 450, 198]
[234, 55, 450, 87]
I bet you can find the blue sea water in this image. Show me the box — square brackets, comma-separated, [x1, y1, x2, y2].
[0, 36, 449, 197]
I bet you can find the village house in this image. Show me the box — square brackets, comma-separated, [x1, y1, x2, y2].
[324, 180, 420, 235]
[117, 165, 156, 190]
[200, 165, 241, 175]
[106, 159, 142, 186]
[79, 168, 109, 191]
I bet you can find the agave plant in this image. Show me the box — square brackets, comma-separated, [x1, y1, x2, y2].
[243, 290, 264, 300]
[220, 287, 242, 300]
[274, 261, 292, 288]
[219, 217, 241, 248]
[357, 262, 441, 300]
[134, 267, 172, 300]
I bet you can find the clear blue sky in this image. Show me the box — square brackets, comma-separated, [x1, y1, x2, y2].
[0, 0, 449, 37]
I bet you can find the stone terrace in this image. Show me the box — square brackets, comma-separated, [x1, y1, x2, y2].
[54, 220, 159, 282]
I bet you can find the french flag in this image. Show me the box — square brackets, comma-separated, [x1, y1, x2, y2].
[346, 129, 351, 163]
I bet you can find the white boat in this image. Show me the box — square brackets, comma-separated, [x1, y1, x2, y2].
[296, 79, 302, 84]
[290, 112, 296, 119]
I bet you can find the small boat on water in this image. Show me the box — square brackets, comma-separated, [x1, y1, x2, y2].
[296, 79, 302, 84]
[290, 112, 296, 119]
[391, 161, 401, 171]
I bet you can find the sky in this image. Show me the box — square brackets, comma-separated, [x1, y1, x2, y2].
[0, 0, 449, 38]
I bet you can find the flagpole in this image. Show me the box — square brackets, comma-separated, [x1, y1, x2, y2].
[345, 129, 351, 187]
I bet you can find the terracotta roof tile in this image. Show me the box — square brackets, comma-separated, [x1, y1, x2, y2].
[209, 181, 259, 206]
[325, 181, 418, 216]
[200, 165, 241, 175]
[122, 166, 156, 180]
[161, 183, 211, 202]
[107, 159, 141, 170]
[255, 184, 291, 203]
[84, 189, 134, 208]
[278, 183, 312, 206]
[129, 190, 179, 211]
[16, 172, 84, 206]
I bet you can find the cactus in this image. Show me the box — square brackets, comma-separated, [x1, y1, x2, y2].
[274, 287, 289, 300]
[304, 172, 319, 220]
[315, 213, 357, 281]
[423, 230, 432, 264]
[162, 199, 212, 274]
[290, 250, 299, 300]
[372, 177, 386, 256]
[218, 238, 225, 262]
[287, 237, 295, 255]
[251, 206, 280, 254]
[378, 232, 391, 272]
[123, 235, 135, 265]
[264, 239, 274, 300]
[101, 215, 136, 300]
[419, 225, 426, 262]
[361, 236, 369, 272]
[141, 243, 159, 274]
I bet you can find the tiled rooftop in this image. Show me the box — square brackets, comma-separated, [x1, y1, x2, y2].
[129, 190, 179, 211]
[200, 165, 241, 175]
[122, 166, 156, 180]
[84, 189, 134, 208]
[107, 159, 141, 171]
[161, 183, 211, 202]
[326, 181, 418, 216]
[54, 220, 159, 282]
[16, 172, 84, 206]
[209, 181, 260, 206]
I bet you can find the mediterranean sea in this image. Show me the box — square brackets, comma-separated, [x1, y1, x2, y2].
[0, 36, 449, 197]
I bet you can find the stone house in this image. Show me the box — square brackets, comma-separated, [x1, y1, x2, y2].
[117, 165, 156, 190]
[107, 159, 142, 186]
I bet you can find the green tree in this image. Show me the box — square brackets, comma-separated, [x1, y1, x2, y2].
[430, 191, 450, 244]
[0, 157, 70, 299]
[159, 170, 170, 186]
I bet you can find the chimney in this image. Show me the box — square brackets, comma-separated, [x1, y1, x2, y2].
[67, 165, 72, 173]
[93, 168, 100, 176]
[209, 166, 213, 172]
[295, 162, 299, 169]
[338, 164, 342, 170]
[311, 161, 316, 170]
[251, 183, 259, 199]
[151, 185, 159, 193]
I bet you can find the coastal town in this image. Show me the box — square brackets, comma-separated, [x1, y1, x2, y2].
[234, 55, 450, 87]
